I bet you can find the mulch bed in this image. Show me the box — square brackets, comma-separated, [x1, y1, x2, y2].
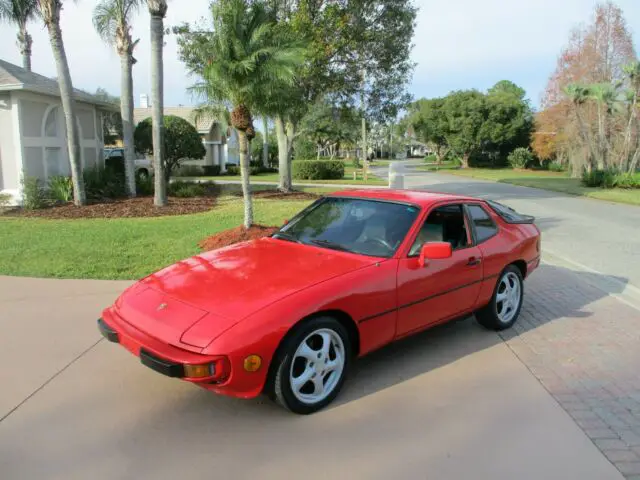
[1, 196, 217, 219]
[229, 189, 321, 201]
[198, 224, 279, 251]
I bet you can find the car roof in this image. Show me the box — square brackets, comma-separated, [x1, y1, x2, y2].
[327, 188, 479, 207]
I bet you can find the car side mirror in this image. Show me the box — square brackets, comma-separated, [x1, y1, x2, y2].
[419, 242, 452, 267]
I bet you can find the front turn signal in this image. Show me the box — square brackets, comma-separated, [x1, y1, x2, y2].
[243, 355, 262, 372]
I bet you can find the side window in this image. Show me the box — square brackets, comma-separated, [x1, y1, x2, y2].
[409, 204, 470, 256]
[467, 205, 498, 243]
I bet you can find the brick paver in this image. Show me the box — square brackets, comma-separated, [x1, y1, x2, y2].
[503, 262, 640, 478]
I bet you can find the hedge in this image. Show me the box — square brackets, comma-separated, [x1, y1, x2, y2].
[292, 160, 345, 180]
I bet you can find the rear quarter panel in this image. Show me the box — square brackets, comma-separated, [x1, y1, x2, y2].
[475, 209, 541, 308]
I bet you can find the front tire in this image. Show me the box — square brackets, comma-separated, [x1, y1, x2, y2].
[476, 265, 524, 331]
[271, 317, 351, 414]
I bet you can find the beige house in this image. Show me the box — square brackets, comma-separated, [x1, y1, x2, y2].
[0, 59, 117, 204]
[134, 95, 239, 173]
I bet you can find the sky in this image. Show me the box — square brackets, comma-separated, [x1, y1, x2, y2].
[1, 0, 639, 110]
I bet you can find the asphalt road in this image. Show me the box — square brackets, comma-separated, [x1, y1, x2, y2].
[374, 162, 640, 307]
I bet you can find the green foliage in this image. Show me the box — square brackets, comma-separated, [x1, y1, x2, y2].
[408, 81, 533, 168]
[613, 172, 640, 189]
[168, 181, 206, 198]
[424, 154, 437, 163]
[508, 148, 535, 169]
[292, 160, 344, 180]
[134, 115, 206, 181]
[174, 165, 204, 177]
[135, 174, 154, 196]
[581, 169, 617, 188]
[0, 193, 10, 206]
[549, 162, 566, 172]
[21, 176, 47, 210]
[301, 100, 360, 155]
[293, 137, 316, 160]
[203, 165, 221, 176]
[83, 165, 126, 199]
[47, 175, 74, 202]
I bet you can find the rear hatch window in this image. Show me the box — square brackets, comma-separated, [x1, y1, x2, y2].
[486, 200, 535, 224]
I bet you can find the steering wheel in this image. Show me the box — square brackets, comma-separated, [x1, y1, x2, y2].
[367, 237, 394, 252]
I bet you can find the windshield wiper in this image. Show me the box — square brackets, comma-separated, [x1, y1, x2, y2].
[310, 239, 352, 253]
[271, 231, 302, 243]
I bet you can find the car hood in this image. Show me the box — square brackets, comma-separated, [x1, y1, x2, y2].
[114, 238, 378, 350]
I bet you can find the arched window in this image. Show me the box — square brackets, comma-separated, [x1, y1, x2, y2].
[44, 106, 59, 137]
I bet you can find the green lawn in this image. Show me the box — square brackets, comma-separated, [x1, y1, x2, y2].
[414, 162, 460, 172]
[0, 186, 334, 280]
[439, 168, 640, 206]
[181, 166, 386, 186]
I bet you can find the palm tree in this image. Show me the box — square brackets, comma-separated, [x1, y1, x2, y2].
[621, 62, 640, 172]
[0, 0, 38, 71]
[187, 0, 304, 228]
[93, 0, 142, 198]
[565, 83, 597, 173]
[588, 83, 619, 170]
[147, 0, 167, 206]
[37, 0, 85, 205]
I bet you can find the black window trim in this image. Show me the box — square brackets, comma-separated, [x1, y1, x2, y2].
[463, 202, 499, 245]
[406, 201, 474, 258]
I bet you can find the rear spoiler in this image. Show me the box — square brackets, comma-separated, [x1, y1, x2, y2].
[485, 200, 535, 224]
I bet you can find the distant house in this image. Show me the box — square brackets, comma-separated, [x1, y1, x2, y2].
[133, 95, 239, 172]
[0, 59, 117, 205]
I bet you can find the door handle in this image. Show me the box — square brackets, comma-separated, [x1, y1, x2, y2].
[467, 257, 481, 266]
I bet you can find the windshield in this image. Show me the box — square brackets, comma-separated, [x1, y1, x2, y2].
[274, 197, 421, 258]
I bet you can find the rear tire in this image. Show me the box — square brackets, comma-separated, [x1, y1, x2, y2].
[271, 317, 351, 415]
[476, 265, 524, 331]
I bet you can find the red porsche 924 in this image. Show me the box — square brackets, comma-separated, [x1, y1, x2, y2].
[98, 189, 541, 414]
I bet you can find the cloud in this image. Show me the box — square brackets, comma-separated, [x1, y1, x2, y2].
[0, 0, 638, 109]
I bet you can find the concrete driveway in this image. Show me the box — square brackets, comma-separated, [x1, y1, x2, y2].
[0, 272, 625, 480]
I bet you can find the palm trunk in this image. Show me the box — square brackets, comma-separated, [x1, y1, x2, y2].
[120, 54, 136, 197]
[150, 12, 167, 206]
[238, 129, 253, 228]
[18, 24, 32, 72]
[596, 102, 606, 170]
[620, 93, 637, 172]
[262, 116, 269, 167]
[45, 15, 85, 206]
[275, 115, 291, 192]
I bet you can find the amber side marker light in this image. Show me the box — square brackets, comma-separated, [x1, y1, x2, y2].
[184, 363, 215, 378]
[243, 355, 262, 372]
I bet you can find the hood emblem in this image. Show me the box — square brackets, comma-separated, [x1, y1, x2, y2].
[157, 302, 168, 311]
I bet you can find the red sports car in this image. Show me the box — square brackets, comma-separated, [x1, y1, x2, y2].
[98, 189, 540, 414]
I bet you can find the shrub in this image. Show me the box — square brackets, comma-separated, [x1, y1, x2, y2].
[174, 165, 204, 177]
[168, 181, 206, 198]
[226, 165, 240, 175]
[508, 148, 535, 169]
[83, 165, 126, 199]
[612, 172, 640, 189]
[0, 193, 12, 207]
[202, 165, 221, 176]
[549, 161, 565, 172]
[136, 174, 154, 196]
[424, 154, 437, 163]
[581, 168, 617, 188]
[48, 175, 73, 202]
[292, 159, 345, 180]
[22, 176, 47, 210]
